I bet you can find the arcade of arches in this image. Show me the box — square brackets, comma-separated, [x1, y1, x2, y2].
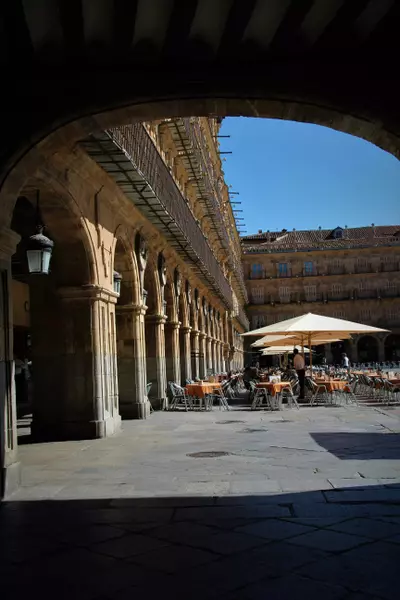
[0, 117, 247, 497]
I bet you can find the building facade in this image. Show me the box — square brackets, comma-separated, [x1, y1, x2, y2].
[2, 117, 247, 496]
[242, 226, 400, 364]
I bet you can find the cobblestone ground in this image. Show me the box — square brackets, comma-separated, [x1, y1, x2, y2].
[2, 403, 400, 599]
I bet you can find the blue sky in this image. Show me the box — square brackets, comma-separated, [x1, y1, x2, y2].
[219, 117, 400, 235]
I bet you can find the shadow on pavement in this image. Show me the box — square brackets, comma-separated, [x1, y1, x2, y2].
[1, 484, 400, 600]
[311, 432, 400, 460]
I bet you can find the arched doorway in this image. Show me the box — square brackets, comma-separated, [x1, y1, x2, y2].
[384, 334, 400, 361]
[144, 256, 167, 409]
[114, 237, 142, 419]
[164, 270, 180, 385]
[10, 184, 120, 443]
[358, 336, 379, 363]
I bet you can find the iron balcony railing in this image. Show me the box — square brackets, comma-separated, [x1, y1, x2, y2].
[81, 123, 233, 309]
[166, 118, 248, 302]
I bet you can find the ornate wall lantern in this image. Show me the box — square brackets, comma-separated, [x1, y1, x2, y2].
[113, 271, 122, 295]
[26, 191, 54, 275]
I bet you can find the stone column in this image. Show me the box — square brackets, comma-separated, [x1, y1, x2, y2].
[191, 329, 200, 380]
[325, 343, 333, 364]
[199, 332, 207, 379]
[377, 336, 386, 362]
[0, 226, 20, 497]
[211, 339, 217, 373]
[165, 320, 180, 384]
[116, 304, 150, 420]
[180, 325, 192, 384]
[223, 343, 231, 372]
[31, 285, 122, 441]
[145, 314, 167, 410]
[206, 335, 213, 371]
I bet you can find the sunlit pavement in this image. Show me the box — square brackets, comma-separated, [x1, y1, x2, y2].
[2, 404, 400, 599]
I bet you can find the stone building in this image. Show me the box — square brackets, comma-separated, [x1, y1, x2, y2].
[3, 117, 247, 494]
[242, 226, 400, 364]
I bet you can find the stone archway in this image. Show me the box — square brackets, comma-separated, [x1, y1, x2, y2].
[164, 269, 180, 385]
[144, 254, 167, 409]
[113, 236, 144, 419]
[384, 334, 400, 361]
[9, 182, 119, 444]
[178, 282, 191, 385]
[358, 335, 379, 363]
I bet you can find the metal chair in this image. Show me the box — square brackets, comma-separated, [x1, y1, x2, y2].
[205, 384, 231, 411]
[168, 382, 193, 411]
[251, 387, 273, 410]
[146, 381, 154, 413]
[282, 381, 300, 410]
[306, 378, 330, 406]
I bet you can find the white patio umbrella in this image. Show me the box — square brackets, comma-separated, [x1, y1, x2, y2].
[243, 312, 389, 372]
[251, 333, 353, 348]
[261, 345, 311, 355]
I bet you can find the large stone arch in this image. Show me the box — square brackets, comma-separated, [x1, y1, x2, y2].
[112, 229, 141, 306]
[357, 335, 379, 363]
[384, 334, 400, 362]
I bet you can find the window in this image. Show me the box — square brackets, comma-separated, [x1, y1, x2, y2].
[252, 315, 266, 328]
[385, 280, 397, 297]
[333, 228, 343, 239]
[304, 285, 317, 301]
[333, 310, 345, 319]
[251, 263, 263, 279]
[251, 287, 265, 304]
[360, 308, 371, 322]
[331, 283, 342, 298]
[387, 309, 399, 323]
[304, 261, 314, 275]
[279, 287, 291, 303]
[278, 262, 289, 277]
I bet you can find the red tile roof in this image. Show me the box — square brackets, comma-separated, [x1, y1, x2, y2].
[241, 226, 400, 253]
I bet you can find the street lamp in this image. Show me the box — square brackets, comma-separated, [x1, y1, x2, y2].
[113, 271, 122, 296]
[26, 191, 54, 275]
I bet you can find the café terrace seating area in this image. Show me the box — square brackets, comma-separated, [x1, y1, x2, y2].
[163, 361, 400, 414]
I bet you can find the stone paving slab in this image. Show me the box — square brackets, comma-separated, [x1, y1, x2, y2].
[2, 404, 400, 599]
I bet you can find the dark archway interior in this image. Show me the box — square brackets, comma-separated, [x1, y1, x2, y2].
[358, 335, 379, 363]
[384, 334, 400, 361]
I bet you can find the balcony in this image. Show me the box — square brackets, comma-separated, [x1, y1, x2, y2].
[165, 118, 248, 302]
[81, 123, 233, 309]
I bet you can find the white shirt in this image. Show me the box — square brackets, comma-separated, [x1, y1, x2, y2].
[343, 356, 350, 367]
[293, 354, 305, 370]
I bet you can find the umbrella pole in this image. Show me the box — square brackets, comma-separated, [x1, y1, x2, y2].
[308, 332, 312, 376]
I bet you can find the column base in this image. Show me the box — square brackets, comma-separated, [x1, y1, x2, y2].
[31, 414, 121, 442]
[120, 400, 151, 420]
[1, 461, 21, 499]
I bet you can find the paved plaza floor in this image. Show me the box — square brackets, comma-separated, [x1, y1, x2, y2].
[2, 403, 400, 599]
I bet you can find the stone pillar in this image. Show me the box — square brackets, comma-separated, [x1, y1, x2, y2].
[211, 339, 217, 373]
[325, 344, 333, 364]
[199, 332, 207, 379]
[165, 321, 180, 384]
[145, 314, 167, 409]
[377, 336, 385, 362]
[223, 343, 231, 372]
[0, 226, 20, 497]
[31, 285, 121, 441]
[206, 335, 212, 374]
[180, 325, 192, 384]
[116, 304, 150, 420]
[191, 329, 200, 380]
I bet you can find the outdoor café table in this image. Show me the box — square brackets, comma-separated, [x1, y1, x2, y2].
[315, 379, 350, 393]
[255, 381, 291, 409]
[185, 382, 222, 410]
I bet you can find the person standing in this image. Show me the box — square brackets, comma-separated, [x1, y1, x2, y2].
[293, 348, 305, 400]
[342, 352, 351, 377]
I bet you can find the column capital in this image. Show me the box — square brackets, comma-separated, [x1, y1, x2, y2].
[198, 331, 206, 339]
[58, 285, 119, 304]
[191, 329, 200, 337]
[181, 326, 192, 334]
[165, 320, 180, 330]
[145, 314, 168, 325]
[0, 225, 20, 260]
[116, 303, 147, 316]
